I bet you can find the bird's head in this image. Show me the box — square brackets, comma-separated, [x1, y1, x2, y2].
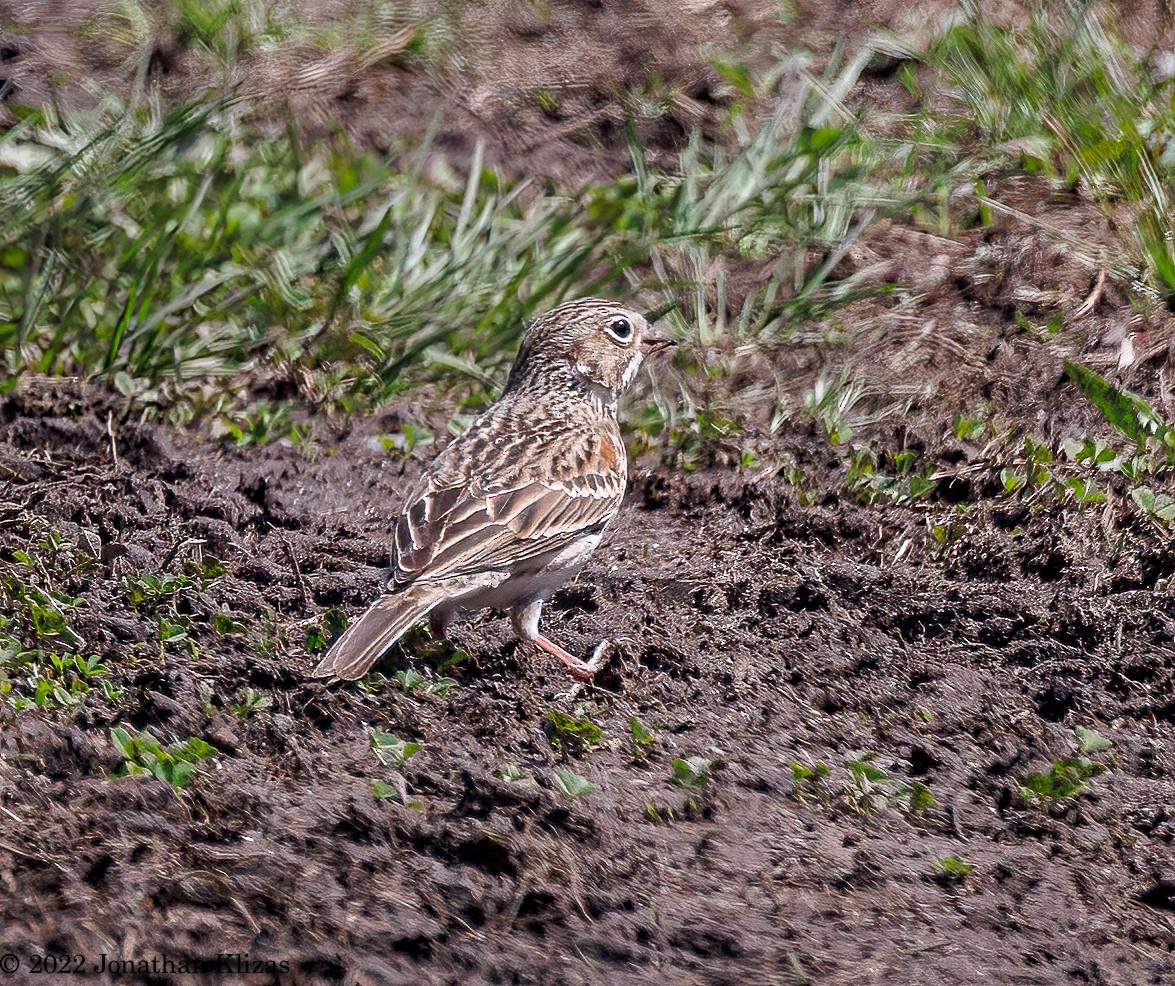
[505, 298, 674, 405]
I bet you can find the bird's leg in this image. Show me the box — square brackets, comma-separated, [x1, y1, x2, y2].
[532, 634, 604, 682]
[512, 600, 605, 682]
[429, 608, 452, 642]
[588, 638, 612, 665]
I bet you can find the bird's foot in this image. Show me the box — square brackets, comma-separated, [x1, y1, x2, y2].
[558, 640, 616, 700]
[532, 633, 610, 682]
[585, 638, 611, 674]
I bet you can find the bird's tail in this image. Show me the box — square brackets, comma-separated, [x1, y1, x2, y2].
[312, 587, 440, 680]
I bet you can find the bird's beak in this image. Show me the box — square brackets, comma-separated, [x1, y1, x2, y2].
[641, 335, 676, 355]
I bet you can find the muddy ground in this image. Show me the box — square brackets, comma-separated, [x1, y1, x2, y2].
[1, 364, 1173, 986]
[10, 0, 1175, 182]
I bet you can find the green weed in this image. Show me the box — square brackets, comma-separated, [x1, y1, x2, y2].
[931, 855, 975, 883]
[1130, 487, 1175, 524]
[629, 716, 656, 749]
[545, 709, 602, 756]
[123, 571, 196, 610]
[377, 421, 436, 458]
[109, 726, 218, 790]
[789, 758, 832, 803]
[0, 532, 119, 711]
[368, 728, 424, 806]
[218, 402, 307, 447]
[671, 755, 717, 788]
[305, 609, 348, 653]
[0, 641, 113, 711]
[552, 767, 599, 798]
[844, 754, 895, 814]
[644, 803, 675, 824]
[499, 764, 533, 785]
[213, 612, 246, 635]
[1064, 361, 1175, 464]
[1020, 757, 1106, 809]
[370, 728, 421, 768]
[953, 414, 986, 441]
[845, 447, 940, 505]
[790, 753, 933, 816]
[390, 666, 458, 698]
[229, 686, 272, 718]
[806, 376, 863, 446]
[1019, 726, 1114, 812]
[630, 402, 755, 472]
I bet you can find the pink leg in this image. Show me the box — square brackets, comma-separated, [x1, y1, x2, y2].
[531, 633, 603, 682]
[513, 600, 605, 682]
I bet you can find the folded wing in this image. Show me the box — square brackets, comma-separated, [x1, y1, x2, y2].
[393, 468, 624, 588]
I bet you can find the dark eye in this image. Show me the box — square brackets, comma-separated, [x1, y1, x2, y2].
[606, 316, 633, 342]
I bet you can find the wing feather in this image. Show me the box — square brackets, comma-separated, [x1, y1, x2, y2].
[393, 471, 623, 588]
[387, 398, 627, 589]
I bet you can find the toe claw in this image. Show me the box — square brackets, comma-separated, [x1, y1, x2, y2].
[566, 640, 611, 683]
[587, 639, 611, 668]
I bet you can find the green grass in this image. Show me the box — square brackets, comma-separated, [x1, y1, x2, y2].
[109, 726, 218, 790]
[3, 0, 1175, 527]
[918, 0, 1175, 299]
[0, 96, 623, 408]
[0, 36, 928, 421]
[67, 0, 447, 88]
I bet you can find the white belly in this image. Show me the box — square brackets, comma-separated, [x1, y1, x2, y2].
[449, 533, 602, 613]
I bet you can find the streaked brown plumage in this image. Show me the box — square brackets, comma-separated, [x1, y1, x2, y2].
[312, 298, 673, 682]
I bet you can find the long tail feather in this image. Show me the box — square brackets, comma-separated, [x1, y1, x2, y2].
[312, 588, 439, 680]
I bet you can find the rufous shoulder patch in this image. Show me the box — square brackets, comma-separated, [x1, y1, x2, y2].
[597, 433, 622, 471]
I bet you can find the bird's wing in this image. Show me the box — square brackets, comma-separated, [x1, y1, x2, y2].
[391, 466, 625, 588]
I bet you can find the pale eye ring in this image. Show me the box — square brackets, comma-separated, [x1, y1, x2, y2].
[606, 316, 633, 343]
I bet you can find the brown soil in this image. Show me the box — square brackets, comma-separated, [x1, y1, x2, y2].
[1, 369, 1173, 986]
[7, 0, 1175, 182]
[0, 0, 790, 181]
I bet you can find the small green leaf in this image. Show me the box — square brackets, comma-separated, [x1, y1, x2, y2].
[846, 755, 887, 784]
[671, 756, 716, 788]
[370, 729, 421, 767]
[1132, 486, 1175, 523]
[500, 764, 532, 784]
[1075, 725, 1112, 754]
[629, 716, 655, 746]
[174, 737, 217, 760]
[213, 613, 244, 634]
[109, 726, 136, 760]
[553, 768, 599, 798]
[371, 779, 398, 800]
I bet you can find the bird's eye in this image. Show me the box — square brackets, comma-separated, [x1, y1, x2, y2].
[606, 316, 633, 343]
